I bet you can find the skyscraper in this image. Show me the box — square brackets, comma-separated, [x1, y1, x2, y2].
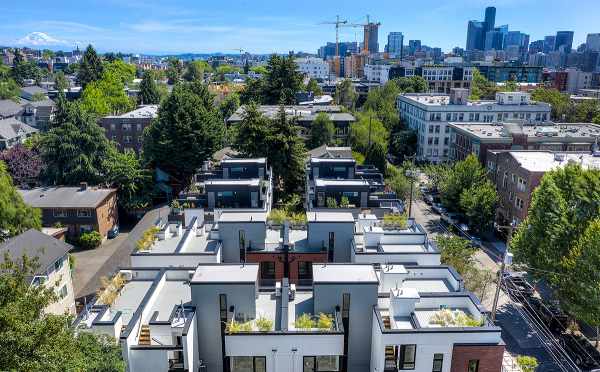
[555, 31, 574, 53]
[485, 24, 508, 50]
[386, 32, 404, 55]
[543, 35, 556, 53]
[466, 21, 485, 51]
[586, 33, 600, 52]
[364, 22, 379, 54]
[408, 40, 421, 55]
[484, 6, 496, 32]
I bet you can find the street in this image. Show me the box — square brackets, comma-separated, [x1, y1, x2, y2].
[411, 198, 564, 372]
[72, 205, 169, 303]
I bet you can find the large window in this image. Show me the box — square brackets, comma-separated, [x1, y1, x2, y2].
[432, 353, 443, 372]
[399, 345, 416, 369]
[260, 261, 275, 280]
[298, 261, 312, 281]
[468, 359, 479, 372]
[230, 356, 266, 372]
[303, 356, 340, 372]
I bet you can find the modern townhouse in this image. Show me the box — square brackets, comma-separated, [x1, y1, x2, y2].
[180, 158, 273, 212]
[19, 183, 118, 239]
[227, 106, 356, 144]
[305, 156, 399, 211]
[486, 150, 600, 226]
[448, 122, 600, 165]
[389, 65, 474, 93]
[397, 89, 551, 163]
[1, 229, 75, 315]
[100, 105, 159, 153]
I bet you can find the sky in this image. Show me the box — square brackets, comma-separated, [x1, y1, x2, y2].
[1, 0, 599, 55]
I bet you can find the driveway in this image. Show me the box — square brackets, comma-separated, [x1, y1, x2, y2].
[72, 205, 169, 303]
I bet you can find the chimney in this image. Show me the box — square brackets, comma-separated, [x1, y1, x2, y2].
[79, 182, 88, 191]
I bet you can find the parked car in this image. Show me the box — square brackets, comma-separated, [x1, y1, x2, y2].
[107, 225, 119, 239]
[432, 203, 446, 214]
[441, 212, 460, 225]
[470, 236, 483, 248]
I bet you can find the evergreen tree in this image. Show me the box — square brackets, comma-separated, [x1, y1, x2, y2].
[143, 82, 224, 183]
[76, 45, 104, 88]
[365, 141, 387, 175]
[218, 93, 240, 122]
[0, 162, 41, 241]
[40, 101, 112, 185]
[307, 112, 334, 149]
[335, 79, 357, 109]
[305, 78, 323, 96]
[138, 71, 161, 105]
[233, 103, 271, 157]
[238, 55, 303, 104]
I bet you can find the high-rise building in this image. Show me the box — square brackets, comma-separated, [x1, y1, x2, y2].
[485, 30, 504, 50]
[484, 6, 496, 32]
[529, 40, 544, 54]
[543, 35, 556, 53]
[466, 21, 485, 51]
[587, 33, 600, 52]
[386, 32, 404, 55]
[408, 40, 421, 55]
[555, 31, 574, 53]
[364, 23, 379, 54]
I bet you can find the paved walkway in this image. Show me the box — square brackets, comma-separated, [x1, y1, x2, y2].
[73, 205, 169, 302]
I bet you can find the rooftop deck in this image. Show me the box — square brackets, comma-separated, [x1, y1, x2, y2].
[107, 280, 153, 325]
[148, 280, 191, 322]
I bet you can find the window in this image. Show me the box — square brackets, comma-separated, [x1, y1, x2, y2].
[136, 123, 142, 131]
[53, 209, 68, 217]
[260, 261, 275, 280]
[298, 261, 312, 280]
[219, 294, 227, 319]
[429, 125, 434, 133]
[444, 137, 449, 146]
[428, 137, 433, 145]
[59, 285, 68, 299]
[399, 345, 416, 369]
[517, 177, 527, 192]
[230, 356, 266, 372]
[124, 135, 132, 144]
[110, 123, 116, 131]
[515, 197, 524, 210]
[434, 125, 440, 133]
[432, 353, 443, 372]
[122, 123, 131, 131]
[303, 356, 340, 372]
[54, 257, 63, 271]
[468, 360, 479, 372]
[77, 209, 91, 217]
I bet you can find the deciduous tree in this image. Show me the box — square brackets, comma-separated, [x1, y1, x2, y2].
[0, 144, 43, 186]
[0, 162, 41, 241]
[335, 79, 356, 109]
[307, 112, 334, 149]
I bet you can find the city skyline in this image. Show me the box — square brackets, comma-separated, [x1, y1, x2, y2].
[0, 0, 599, 54]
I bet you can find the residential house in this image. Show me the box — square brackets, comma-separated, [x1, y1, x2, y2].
[0, 99, 26, 120]
[20, 85, 49, 101]
[0, 229, 75, 315]
[0, 117, 38, 150]
[21, 99, 56, 130]
[19, 183, 118, 239]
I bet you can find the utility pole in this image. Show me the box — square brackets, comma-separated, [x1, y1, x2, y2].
[367, 114, 372, 153]
[491, 223, 514, 322]
[404, 154, 416, 218]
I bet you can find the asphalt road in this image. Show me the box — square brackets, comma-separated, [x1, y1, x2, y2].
[73, 205, 169, 303]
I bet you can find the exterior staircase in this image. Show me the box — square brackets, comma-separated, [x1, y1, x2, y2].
[138, 325, 151, 345]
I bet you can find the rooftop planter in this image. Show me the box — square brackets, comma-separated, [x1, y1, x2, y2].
[294, 313, 334, 331]
[267, 209, 307, 227]
[226, 316, 274, 333]
[135, 226, 160, 252]
[382, 213, 408, 230]
[428, 309, 483, 327]
[96, 273, 126, 306]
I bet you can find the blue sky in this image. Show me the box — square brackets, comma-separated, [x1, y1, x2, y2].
[1, 0, 598, 54]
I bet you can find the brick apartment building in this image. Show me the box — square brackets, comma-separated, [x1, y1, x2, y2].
[19, 183, 118, 239]
[449, 121, 600, 165]
[100, 105, 158, 153]
[487, 150, 600, 226]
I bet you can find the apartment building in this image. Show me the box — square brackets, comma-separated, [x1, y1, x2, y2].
[1, 229, 75, 315]
[364, 64, 392, 85]
[397, 89, 551, 163]
[296, 57, 330, 80]
[389, 66, 474, 93]
[100, 105, 158, 153]
[228, 106, 356, 143]
[449, 122, 600, 165]
[19, 183, 118, 239]
[486, 150, 600, 226]
[180, 158, 273, 212]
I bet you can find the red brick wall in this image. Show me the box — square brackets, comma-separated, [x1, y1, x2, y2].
[246, 251, 328, 284]
[450, 344, 504, 372]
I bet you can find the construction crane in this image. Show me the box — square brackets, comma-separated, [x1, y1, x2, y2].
[343, 15, 381, 54]
[319, 15, 347, 77]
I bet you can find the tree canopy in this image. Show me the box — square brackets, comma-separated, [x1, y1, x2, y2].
[81, 67, 135, 116]
[511, 164, 600, 327]
[143, 81, 225, 183]
[350, 111, 389, 155]
[307, 112, 334, 149]
[335, 79, 357, 110]
[183, 60, 211, 82]
[11, 51, 44, 85]
[103, 149, 153, 211]
[0, 162, 41, 242]
[469, 68, 499, 100]
[0, 144, 43, 187]
[138, 70, 161, 105]
[363, 80, 401, 130]
[393, 76, 428, 94]
[0, 253, 125, 371]
[240, 55, 303, 105]
[77, 45, 104, 88]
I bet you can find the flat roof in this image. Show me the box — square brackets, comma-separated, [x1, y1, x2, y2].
[228, 105, 355, 123]
[218, 212, 267, 223]
[310, 157, 355, 163]
[221, 158, 266, 164]
[204, 179, 260, 186]
[108, 280, 153, 325]
[381, 244, 429, 253]
[313, 264, 378, 284]
[147, 280, 191, 321]
[314, 179, 369, 187]
[19, 186, 116, 208]
[509, 151, 600, 172]
[307, 211, 354, 223]
[402, 279, 452, 293]
[449, 122, 600, 141]
[104, 105, 158, 119]
[144, 226, 219, 254]
[191, 264, 258, 284]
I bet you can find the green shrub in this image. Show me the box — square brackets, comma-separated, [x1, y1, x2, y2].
[517, 355, 538, 372]
[267, 209, 287, 225]
[295, 313, 315, 329]
[383, 212, 408, 229]
[79, 231, 102, 249]
[316, 313, 333, 330]
[326, 197, 338, 208]
[255, 316, 273, 332]
[340, 196, 350, 208]
[226, 319, 253, 333]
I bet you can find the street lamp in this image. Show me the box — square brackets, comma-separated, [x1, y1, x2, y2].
[490, 222, 515, 322]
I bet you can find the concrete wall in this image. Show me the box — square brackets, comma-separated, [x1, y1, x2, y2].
[225, 333, 344, 372]
[219, 222, 266, 262]
[191, 282, 257, 371]
[130, 253, 220, 268]
[128, 348, 169, 372]
[183, 312, 198, 372]
[352, 252, 442, 266]
[307, 221, 354, 262]
[313, 282, 379, 372]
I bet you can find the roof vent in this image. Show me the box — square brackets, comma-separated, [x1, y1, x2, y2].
[79, 182, 88, 191]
